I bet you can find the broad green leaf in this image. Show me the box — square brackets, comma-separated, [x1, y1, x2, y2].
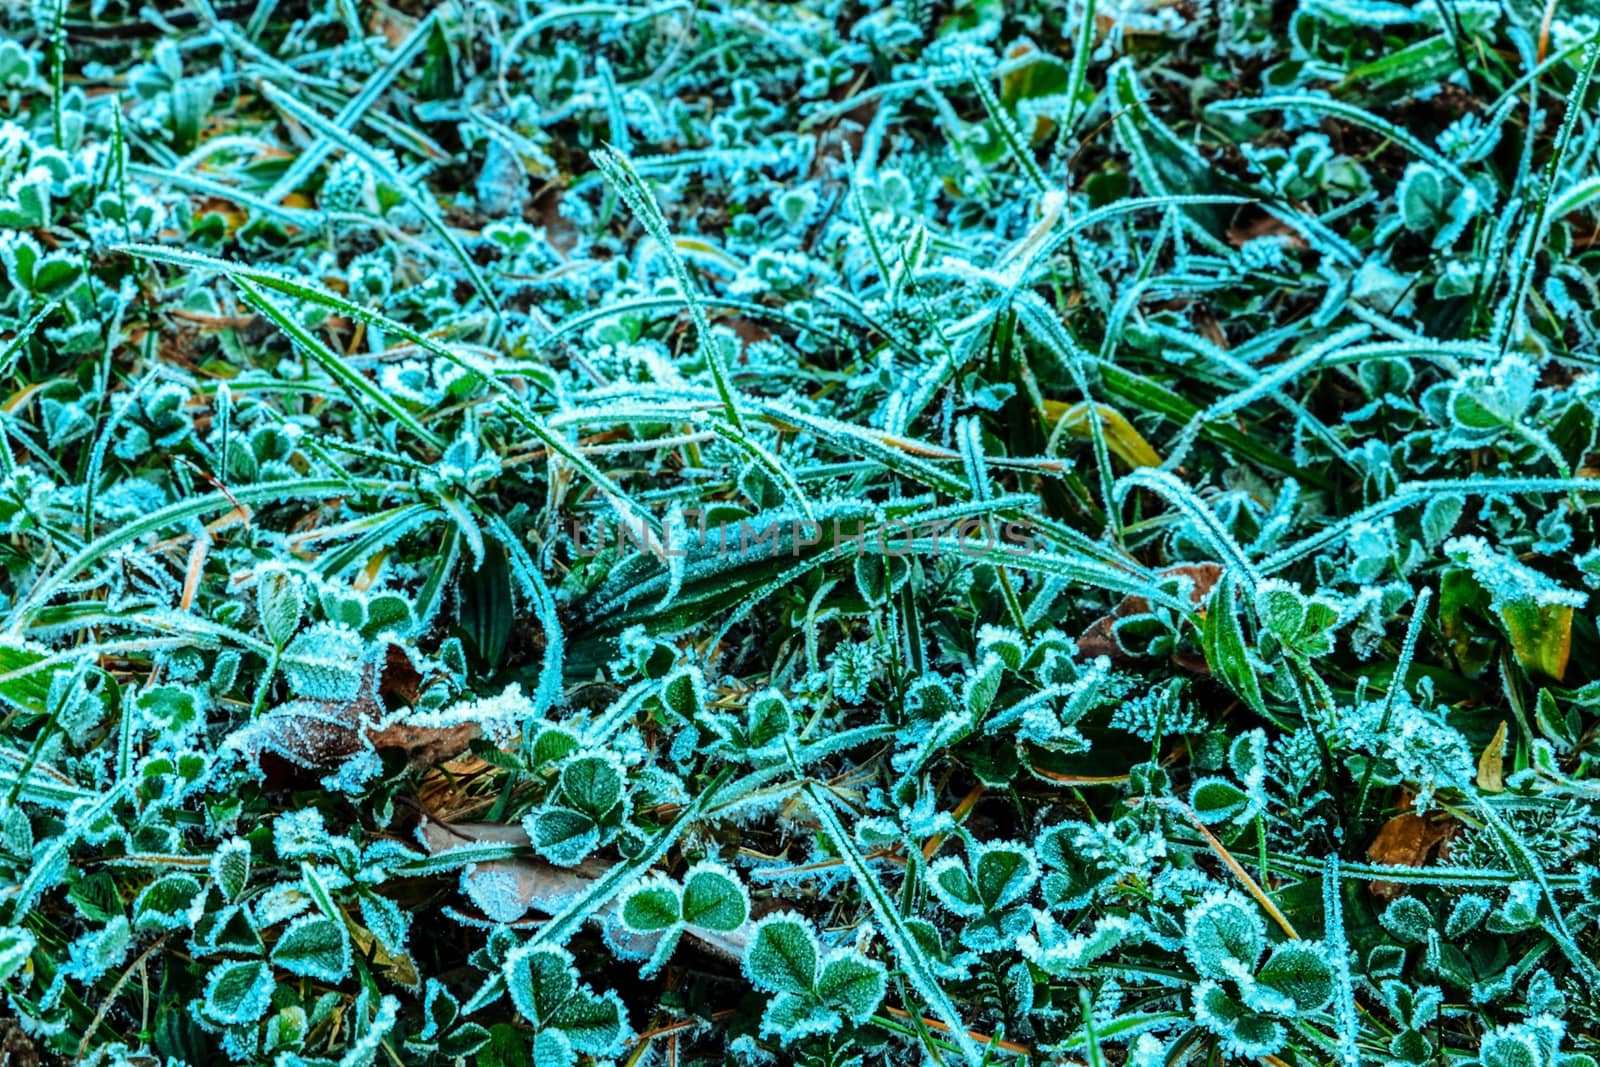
[270, 915, 351, 983]
[1498, 602, 1576, 681]
[133, 874, 202, 933]
[557, 755, 624, 820]
[816, 954, 887, 1023]
[505, 944, 579, 1025]
[0, 925, 35, 984]
[1257, 942, 1336, 1014]
[680, 863, 748, 933]
[973, 842, 1038, 910]
[203, 960, 276, 1025]
[1184, 891, 1266, 979]
[745, 914, 819, 995]
[1191, 778, 1252, 825]
[547, 988, 628, 1054]
[0, 639, 54, 714]
[619, 879, 681, 934]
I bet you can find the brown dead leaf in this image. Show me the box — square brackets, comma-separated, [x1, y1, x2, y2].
[530, 183, 578, 253]
[1366, 802, 1457, 899]
[1226, 212, 1310, 251]
[366, 8, 417, 48]
[1193, 307, 1229, 351]
[414, 819, 756, 961]
[349, 919, 420, 988]
[720, 316, 773, 355]
[229, 646, 482, 785]
[368, 718, 481, 769]
[193, 197, 247, 235]
[417, 819, 606, 925]
[378, 643, 423, 704]
[1076, 562, 1222, 669]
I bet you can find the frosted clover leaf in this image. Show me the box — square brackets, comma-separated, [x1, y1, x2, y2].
[270, 914, 352, 983]
[1190, 730, 1270, 829]
[1185, 890, 1265, 983]
[615, 861, 750, 974]
[702, 687, 795, 760]
[201, 960, 276, 1027]
[1396, 162, 1481, 249]
[281, 622, 368, 701]
[525, 751, 632, 866]
[502, 944, 629, 1059]
[1444, 356, 1540, 447]
[1253, 580, 1339, 661]
[1184, 891, 1335, 1057]
[927, 839, 1040, 950]
[133, 873, 203, 932]
[256, 565, 305, 649]
[742, 913, 887, 1042]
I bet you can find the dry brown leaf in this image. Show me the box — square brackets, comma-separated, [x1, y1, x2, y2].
[230, 645, 483, 785]
[1366, 806, 1456, 899]
[415, 820, 751, 959]
[416, 819, 602, 925]
[1226, 212, 1310, 251]
[1076, 562, 1222, 669]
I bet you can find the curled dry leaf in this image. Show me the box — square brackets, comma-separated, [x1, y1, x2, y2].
[1476, 720, 1509, 793]
[1366, 796, 1457, 900]
[1226, 211, 1310, 251]
[228, 645, 483, 781]
[415, 819, 751, 960]
[417, 818, 604, 925]
[1076, 561, 1222, 670]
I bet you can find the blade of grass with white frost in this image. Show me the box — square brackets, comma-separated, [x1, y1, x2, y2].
[117, 245, 667, 551]
[804, 782, 985, 1066]
[592, 147, 745, 429]
[1262, 475, 1600, 573]
[233, 276, 445, 449]
[0, 301, 59, 381]
[1322, 856, 1359, 1067]
[1114, 468, 1261, 593]
[256, 82, 500, 319]
[6, 477, 403, 631]
[1208, 94, 1466, 184]
[260, 12, 438, 204]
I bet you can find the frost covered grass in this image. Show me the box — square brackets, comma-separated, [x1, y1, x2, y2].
[3, 1, 1600, 1065]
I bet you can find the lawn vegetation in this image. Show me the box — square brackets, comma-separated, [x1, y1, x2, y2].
[3, 1, 1600, 1065]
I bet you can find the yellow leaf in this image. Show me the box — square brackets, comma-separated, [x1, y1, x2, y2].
[1498, 602, 1575, 681]
[1041, 399, 1163, 469]
[348, 921, 420, 988]
[1477, 720, 1508, 793]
